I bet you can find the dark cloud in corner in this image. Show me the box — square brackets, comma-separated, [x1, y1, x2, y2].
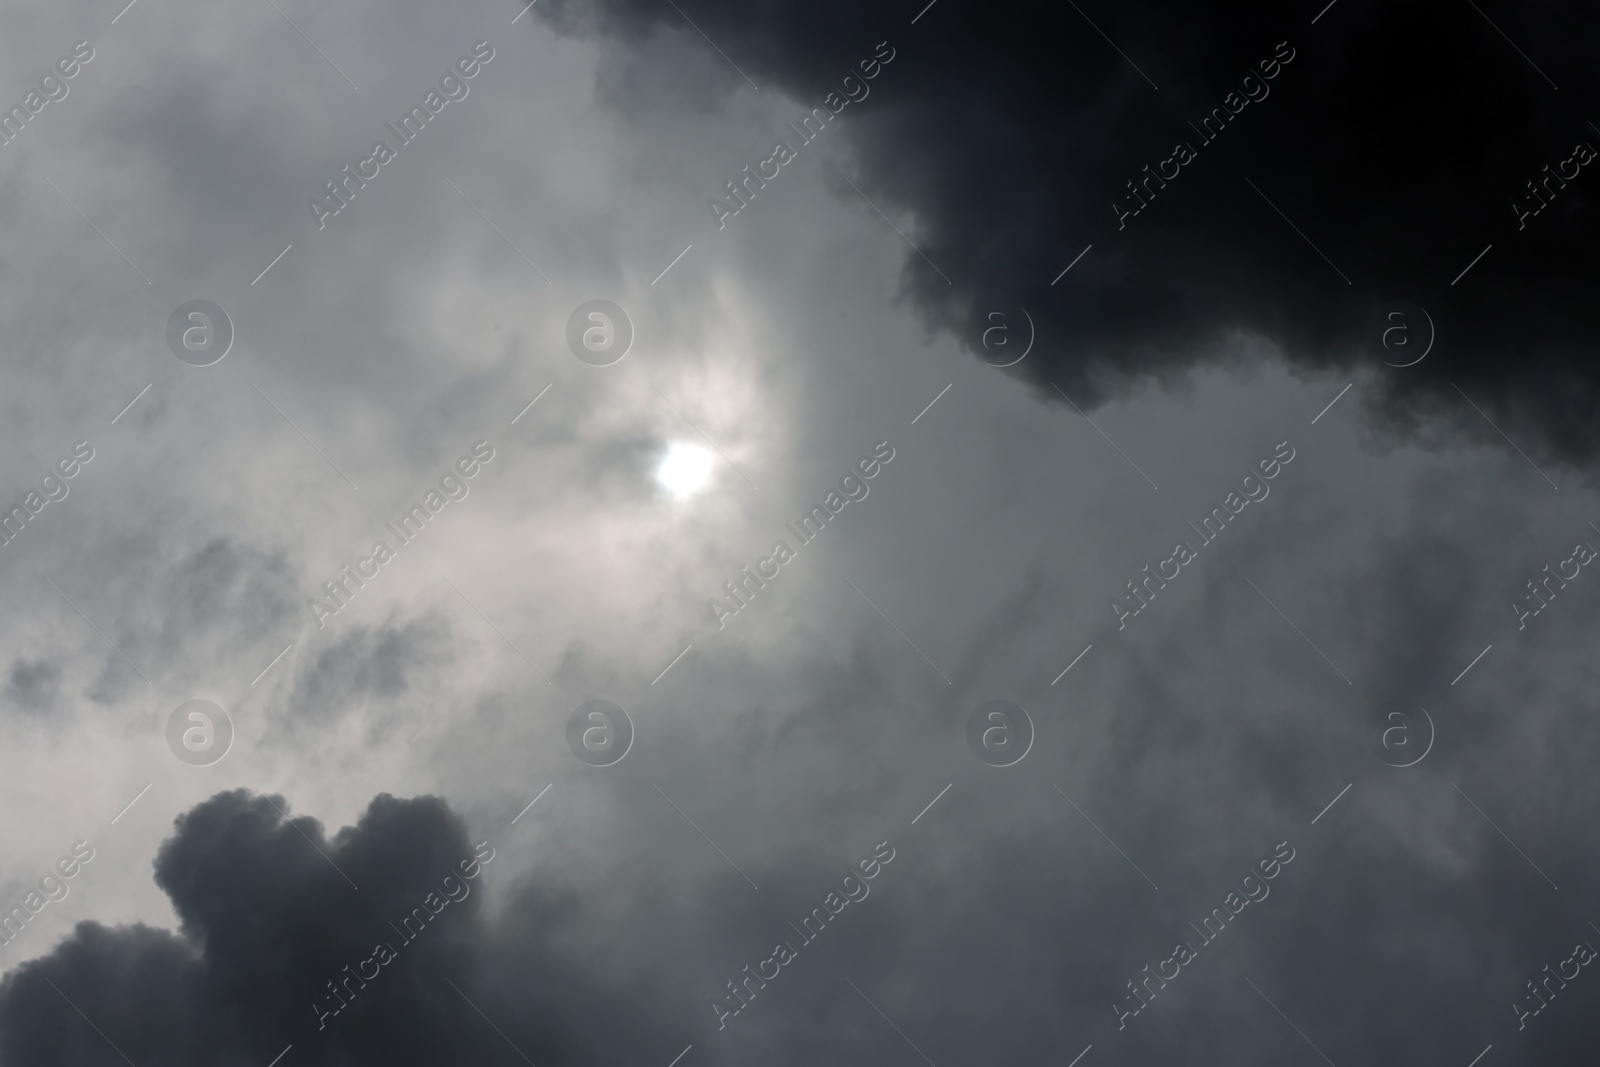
[533, 0, 1600, 464]
[3, 782, 1599, 1065]
[0, 790, 687, 1067]
[0, 791, 499, 1066]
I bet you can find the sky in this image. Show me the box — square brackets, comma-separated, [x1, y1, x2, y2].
[0, 0, 1597, 1064]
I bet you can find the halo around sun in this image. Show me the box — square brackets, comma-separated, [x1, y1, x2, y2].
[655, 442, 713, 497]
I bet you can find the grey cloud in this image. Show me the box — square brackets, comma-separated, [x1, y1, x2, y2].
[2, 658, 61, 716]
[279, 614, 454, 733]
[0, 3, 1594, 1066]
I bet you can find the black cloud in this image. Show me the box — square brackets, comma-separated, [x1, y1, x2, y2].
[4, 779, 1599, 1066]
[535, 0, 1600, 464]
[0, 790, 496, 1066]
[0, 790, 694, 1067]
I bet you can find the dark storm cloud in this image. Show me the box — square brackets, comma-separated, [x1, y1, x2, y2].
[0, 790, 506, 1066]
[3, 769, 1598, 1066]
[533, 0, 1600, 464]
[5, 5, 1600, 1066]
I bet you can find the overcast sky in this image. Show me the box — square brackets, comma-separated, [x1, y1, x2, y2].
[0, 1, 1597, 1065]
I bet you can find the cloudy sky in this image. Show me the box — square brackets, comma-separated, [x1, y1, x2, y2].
[0, 0, 1597, 1064]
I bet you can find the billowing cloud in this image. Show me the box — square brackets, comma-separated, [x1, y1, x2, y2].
[536, 0, 1600, 463]
[0, 3, 1594, 1066]
[0, 790, 502, 1065]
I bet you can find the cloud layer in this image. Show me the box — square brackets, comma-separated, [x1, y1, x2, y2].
[539, 0, 1600, 464]
[0, 1, 1596, 1065]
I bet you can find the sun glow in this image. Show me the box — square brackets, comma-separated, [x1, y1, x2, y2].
[655, 442, 714, 497]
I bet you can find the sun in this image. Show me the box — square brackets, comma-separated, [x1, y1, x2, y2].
[655, 442, 714, 497]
